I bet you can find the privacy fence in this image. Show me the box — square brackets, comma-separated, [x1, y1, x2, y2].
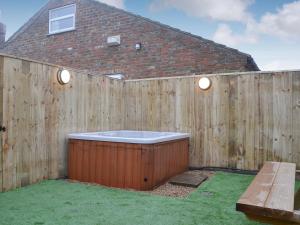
[0, 54, 300, 192]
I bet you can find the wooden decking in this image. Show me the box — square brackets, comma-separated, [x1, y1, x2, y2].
[236, 162, 299, 224]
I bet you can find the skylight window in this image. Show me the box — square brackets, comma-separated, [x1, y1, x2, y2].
[49, 4, 76, 34]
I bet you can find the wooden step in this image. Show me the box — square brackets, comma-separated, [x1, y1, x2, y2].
[169, 171, 208, 188]
[237, 162, 296, 223]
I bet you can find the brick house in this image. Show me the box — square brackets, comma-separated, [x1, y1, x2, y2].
[0, 0, 259, 79]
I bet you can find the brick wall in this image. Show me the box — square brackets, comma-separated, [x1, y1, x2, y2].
[1, 0, 259, 79]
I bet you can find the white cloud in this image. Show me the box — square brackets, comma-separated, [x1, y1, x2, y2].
[150, 0, 254, 23]
[149, 0, 300, 70]
[260, 60, 300, 71]
[213, 23, 257, 47]
[96, 0, 125, 9]
[213, 1, 300, 47]
[258, 1, 300, 40]
[150, 0, 300, 47]
[149, 0, 259, 47]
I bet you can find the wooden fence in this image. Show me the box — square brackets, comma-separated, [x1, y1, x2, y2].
[1, 54, 300, 192]
[0, 55, 125, 192]
[124, 73, 300, 170]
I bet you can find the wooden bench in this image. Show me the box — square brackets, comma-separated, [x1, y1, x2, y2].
[236, 162, 300, 224]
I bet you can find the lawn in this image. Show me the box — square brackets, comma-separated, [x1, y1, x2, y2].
[0, 172, 276, 225]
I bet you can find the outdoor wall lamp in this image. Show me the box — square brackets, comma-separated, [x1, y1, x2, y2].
[198, 77, 211, 90]
[57, 69, 71, 85]
[135, 43, 142, 50]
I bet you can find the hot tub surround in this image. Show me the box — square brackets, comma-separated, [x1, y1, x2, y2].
[68, 130, 190, 144]
[68, 131, 189, 190]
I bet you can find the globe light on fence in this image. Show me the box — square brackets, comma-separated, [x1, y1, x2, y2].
[198, 77, 211, 90]
[57, 69, 71, 85]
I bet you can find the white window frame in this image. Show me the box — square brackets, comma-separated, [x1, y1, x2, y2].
[49, 4, 76, 35]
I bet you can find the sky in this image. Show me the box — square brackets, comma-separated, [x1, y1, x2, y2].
[0, 0, 299, 71]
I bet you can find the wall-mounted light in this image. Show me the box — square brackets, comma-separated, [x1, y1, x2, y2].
[106, 73, 125, 80]
[135, 43, 142, 50]
[57, 69, 71, 85]
[198, 77, 211, 90]
[107, 35, 121, 46]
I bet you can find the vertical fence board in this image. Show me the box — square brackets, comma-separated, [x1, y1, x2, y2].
[257, 74, 273, 168]
[273, 73, 293, 163]
[292, 73, 300, 165]
[2, 57, 21, 190]
[228, 75, 238, 168]
[193, 77, 204, 167]
[0, 56, 3, 192]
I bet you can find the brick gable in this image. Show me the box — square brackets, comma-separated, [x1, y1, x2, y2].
[0, 0, 259, 79]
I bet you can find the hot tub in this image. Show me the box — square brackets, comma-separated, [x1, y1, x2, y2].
[68, 130, 190, 190]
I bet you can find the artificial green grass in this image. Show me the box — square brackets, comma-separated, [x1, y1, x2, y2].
[0, 172, 272, 225]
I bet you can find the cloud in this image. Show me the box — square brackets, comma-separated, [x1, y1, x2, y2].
[149, 0, 300, 70]
[96, 0, 125, 9]
[260, 60, 300, 71]
[213, 23, 257, 47]
[150, 0, 254, 23]
[258, 1, 300, 40]
[150, 0, 300, 47]
[149, 0, 259, 47]
[213, 1, 300, 47]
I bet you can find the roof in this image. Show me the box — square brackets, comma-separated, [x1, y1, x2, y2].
[4, 0, 257, 64]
